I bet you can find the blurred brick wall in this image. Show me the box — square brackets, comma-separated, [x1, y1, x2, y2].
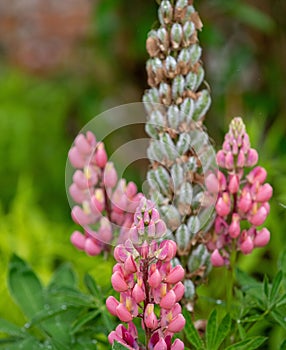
[0, 0, 93, 73]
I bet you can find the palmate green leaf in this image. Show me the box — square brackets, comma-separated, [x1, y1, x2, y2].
[84, 274, 102, 300]
[270, 271, 283, 303]
[47, 263, 77, 290]
[206, 309, 217, 350]
[8, 254, 44, 319]
[270, 309, 286, 330]
[214, 314, 231, 350]
[112, 341, 130, 349]
[0, 318, 26, 337]
[225, 336, 267, 350]
[71, 308, 103, 334]
[0, 336, 41, 350]
[183, 308, 204, 349]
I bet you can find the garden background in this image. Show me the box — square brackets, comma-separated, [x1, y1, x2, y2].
[0, 0, 285, 347]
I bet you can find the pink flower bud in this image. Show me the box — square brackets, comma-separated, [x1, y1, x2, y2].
[104, 162, 118, 188]
[71, 205, 91, 226]
[69, 183, 86, 204]
[216, 150, 225, 167]
[124, 255, 137, 274]
[167, 314, 185, 333]
[254, 228, 270, 247]
[155, 220, 167, 237]
[141, 241, 149, 259]
[160, 290, 176, 310]
[144, 304, 158, 329]
[74, 134, 91, 154]
[106, 296, 120, 316]
[84, 238, 101, 256]
[228, 175, 239, 194]
[68, 146, 85, 168]
[132, 283, 145, 303]
[255, 184, 273, 202]
[237, 149, 245, 168]
[70, 231, 86, 250]
[108, 331, 122, 346]
[218, 171, 227, 191]
[73, 170, 89, 189]
[166, 265, 185, 284]
[149, 269, 162, 288]
[114, 245, 128, 263]
[215, 193, 231, 217]
[238, 190, 252, 213]
[91, 189, 105, 213]
[247, 166, 267, 184]
[158, 240, 177, 261]
[205, 173, 219, 193]
[154, 339, 167, 350]
[111, 271, 129, 292]
[210, 249, 225, 267]
[171, 339, 184, 350]
[246, 148, 258, 167]
[148, 220, 156, 237]
[116, 304, 133, 323]
[229, 213, 240, 238]
[240, 235, 254, 255]
[172, 282, 185, 302]
[249, 205, 268, 226]
[95, 143, 108, 168]
[225, 152, 234, 170]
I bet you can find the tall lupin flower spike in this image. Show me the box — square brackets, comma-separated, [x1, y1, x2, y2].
[106, 197, 185, 350]
[143, 0, 213, 304]
[206, 117, 273, 266]
[68, 131, 142, 256]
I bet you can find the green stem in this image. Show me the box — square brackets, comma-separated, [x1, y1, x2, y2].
[226, 245, 237, 313]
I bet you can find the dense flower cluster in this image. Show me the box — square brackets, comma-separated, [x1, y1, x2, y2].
[68, 131, 142, 256]
[206, 117, 273, 266]
[106, 198, 185, 349]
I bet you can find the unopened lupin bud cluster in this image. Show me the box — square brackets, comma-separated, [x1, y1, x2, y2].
[68, 131, 142, 256]
[106, 198, 185, 349]
[206, 117, 273, 266]
[144, 0, 212, 299]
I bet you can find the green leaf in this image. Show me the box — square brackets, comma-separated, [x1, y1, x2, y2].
[280, 339, 286, 350]
[225, 336, 267, 350]
[71, 308, 102, 334]
[263, 275, 269, 300]
[214, 314, 231, 350]
[84, 273, 102, 300]
[206, 309, 217, 350]
[48, 263, 77, 290]
[0, 318, 26, 337]
[270, 271, 283, 302]
[112, 341, 130, 349]
[8, 255, 44, 319]
[183, 308, 204, 349]
[271, 309, 286, 330]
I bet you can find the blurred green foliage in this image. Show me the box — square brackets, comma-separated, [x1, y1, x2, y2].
[0, 0, 285, 348]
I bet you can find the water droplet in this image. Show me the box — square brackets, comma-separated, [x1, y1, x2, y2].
[24, 323, 31, 329]
[61, 304, 67, 310]
[216, 299, 222, 305]
[237, 319, 241, 324]
[284, 317, 286, 322]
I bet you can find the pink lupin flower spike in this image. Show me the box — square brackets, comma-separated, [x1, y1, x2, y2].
[208, 117, 273, 266]
[106, 197, 185, 349]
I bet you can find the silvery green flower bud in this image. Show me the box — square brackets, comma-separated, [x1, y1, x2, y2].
[176, 224, 190, 251]
[171, 23, 183, 49]
[145, 122, 159, 139]
[176, 132, 191, 155]
[154, 166, 171, 195]
[158, 0, 173, 25]
[150, 109, 166, 128]
[184, 156, 197, 172]
[147, 169, 159, 190]
[165, 229, 175, 241]
[195, 65, 205, 90]
[192, 191, 203, 210]
[177, 48, 191, 75]
[171, 163, 184, 191]
[146, 30, 160, 57]
[148, 87, 161, 104]
[185, 71, 198, 91]
[157, 27, 170, 53]
[172, 75, 185, 103]
[184, 279, 196, 300]
[150, 189, 166, 206]
[187, 215, 200, 236]
[180, 97, 195, 123]
[171, 257, 181, 268]
[165, 55, 178, 78]
[190, 44, 202, 65]
[178, 182, 193, 206]
[167, 105, 180, 130]
[183, 21, 195, 46]
[159, 82, 172, 105]
[193, 89, 211, 121]
[161, 205, 181, 231]
[187, 244, 209, 273]
[160, 133, 177, 161]
[147, 140, 167, 163]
